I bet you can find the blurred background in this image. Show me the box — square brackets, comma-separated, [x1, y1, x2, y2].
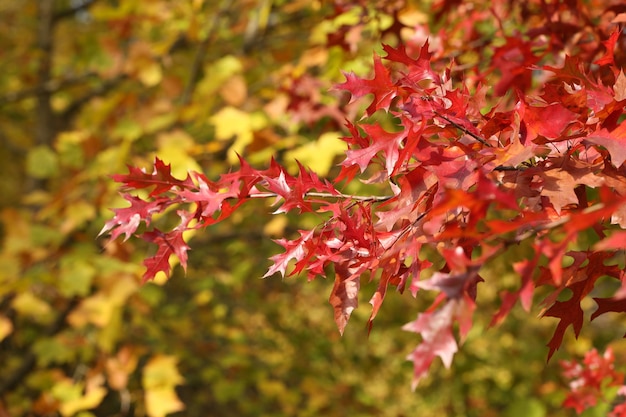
[1, 0, 624, 416]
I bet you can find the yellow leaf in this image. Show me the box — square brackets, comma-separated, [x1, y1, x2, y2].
[211, 107, 251, 142]
[145, 387, 185, 417]
[210, 107, 267, 163]
[156, 129, 202, 178]
[67, 294, 114, 328]
[197, 56, 243, 94]
[60, 200, 96, 234]
[139, 62, 163, 87]
[52, 375, 107, 417]
[0, 209, 32, 256]
[68, 275, 138, 328]
[12, 292, 53, 323]
[107, 273, 140, 303]
[0, 315, 13, 341]
[263, 216, 288, 237]
[284, 132, 345, 176]
[143, 355, 185, 417]
[59, 256, 96, 297]
[143, 355, 184, 389]
[298, 46, 329, 69]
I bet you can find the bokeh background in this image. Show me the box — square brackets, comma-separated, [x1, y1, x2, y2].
[1, 1, 624, 416]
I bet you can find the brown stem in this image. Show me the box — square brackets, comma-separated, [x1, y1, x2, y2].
[0, 72, 97, 106]
[180, 0, 232, 105]
[248, 191, 393, 202]
[433, 110, 493, 147]
[35, 0, 56, 147]
[53, 0, 99, 22]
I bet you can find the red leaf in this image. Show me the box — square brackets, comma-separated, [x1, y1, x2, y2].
[368, 268, 392, 332]
[595, 29, 620, 66]
[543, 279, 586, 360]
[544, 55, 592, 87]
[142, 228, 190, 283]
[541, 252, 616, 360]
[341, 123, 408, 176]
[416, 267, 479, 300]
[561, 348, 624, 414]
[264, 230, 315, 278]
[521, 102, 579, 143]
[403, 301, 459, 389]
[591, 295, 626, 322]
[335, 54, 398, 115]
[329, 261, 361, 335]
[381, 41, 437, 84]
[491, 37, 538, 95]
[490, 258, 538, 327]
[584, 124, 626, 168]
[112, 158, 193, 197]
[99, 194, 166, 241]
[595, 230, 626, 250]
[178, 173, 239, 217]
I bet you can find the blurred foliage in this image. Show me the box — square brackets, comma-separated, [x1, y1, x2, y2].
[0, 0, 624, 416]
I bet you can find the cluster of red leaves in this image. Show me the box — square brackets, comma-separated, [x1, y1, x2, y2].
[561, 348, 626, 415]
[103, 0, 626, 389]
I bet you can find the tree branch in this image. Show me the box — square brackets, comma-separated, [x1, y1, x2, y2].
[249, 191, 394, 202]
[59, 74, 128, 128]
[35, 0, 56, 147]
[0, 72, 98, 106]
[180, 1, 232, 105]
[53, 0, 99, 22]
[433, 110, 493, 147]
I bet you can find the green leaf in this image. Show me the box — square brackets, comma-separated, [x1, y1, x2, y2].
[33, 337, 76, 366]
[505, 398, 546, 417]
[26, 145, 59, 179]
[59, 256, 96, 297]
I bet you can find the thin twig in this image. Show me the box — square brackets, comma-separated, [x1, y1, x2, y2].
[180, 0, 232, 105]
[35, 0, 55, 147]
[433, 110, 493, 147]
[0, 72, 98, 106]
[53, 0, 99, 22]
[60, 74, 127, 127]
[249, 191, 394, 202]
[510, 202, 606, 243]
[493, 165, 525, 171]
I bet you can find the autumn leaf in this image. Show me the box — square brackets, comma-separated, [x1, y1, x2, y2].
[99, 194, 165, 241]
[561, 348, 624, 414]
[543, 279, 587, 360]
[595, 29, 621, 66]
[521, 102, 579, 143]
[594, 230, 626, 250]
[329, 261, 361, 335]
[111, 158, 193, 197]
[98, 0, 626, 398]
[264, 230, 315, 278]
[142, 228, 190, 282]
[403, 301, 459, 390]
[614, 70, 626, 102]
[341, 122, 408, 176]
[142, 355, 185, 417]
[335, 53, 398, 115]
[0, 315, 13, 342]
[584, 125, 626, 168]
